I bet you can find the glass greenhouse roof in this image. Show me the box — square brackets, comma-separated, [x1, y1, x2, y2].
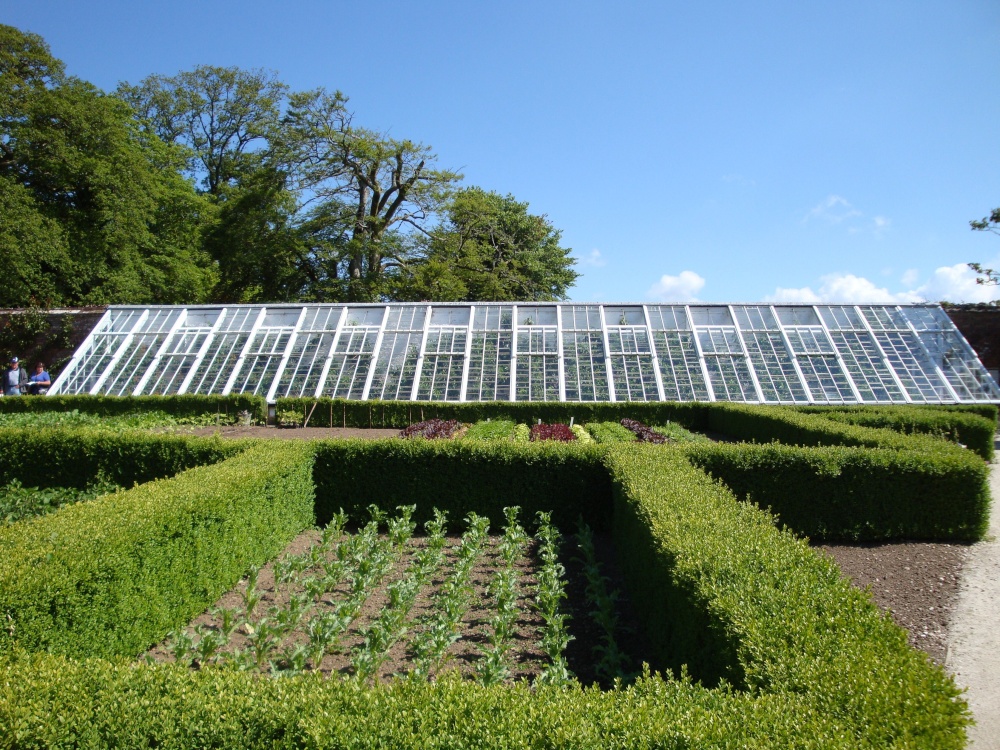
[50, 303, 1000, 404]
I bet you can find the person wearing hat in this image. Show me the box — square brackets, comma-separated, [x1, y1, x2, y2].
[4, 357, 28, 396]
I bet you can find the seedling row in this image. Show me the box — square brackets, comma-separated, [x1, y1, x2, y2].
[149, 506, 637, 686]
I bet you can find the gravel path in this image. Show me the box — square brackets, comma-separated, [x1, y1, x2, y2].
[946, 443, 1000, 750]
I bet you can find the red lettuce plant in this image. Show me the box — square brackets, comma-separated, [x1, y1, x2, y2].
[399, 419, 462, 439]
[529, 423, 577, 442]
[620, 418, 669, 444]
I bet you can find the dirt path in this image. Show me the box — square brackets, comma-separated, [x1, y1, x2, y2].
[946, 443, 1000, 749]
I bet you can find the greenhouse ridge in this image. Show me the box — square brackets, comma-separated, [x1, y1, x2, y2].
[50, 303, 1000, 405]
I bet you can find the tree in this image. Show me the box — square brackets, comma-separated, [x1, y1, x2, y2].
[117, 66, 287, 196]
[0, 25, 216, 305]
[400, 187, 578, 301]
[969, 208, 1000, 297]
[284, 89, 462, 301]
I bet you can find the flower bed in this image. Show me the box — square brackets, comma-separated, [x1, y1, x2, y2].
[399, 419, 463, 439]
[529, 423, 576, 442]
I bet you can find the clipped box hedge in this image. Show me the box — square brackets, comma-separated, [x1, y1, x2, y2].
[606, 445, 968, 748]
[276, 396, 715, 431]
[312, 438, 611, 530]
[795, 405, 996, 461]
[0, 440, 315, 660]
[0, 441, 970, 748]
[682, 441, 991, 541]
[706, 404, 981, 455]
[0, 427, 242, 490]
[0, 394, 268, 423]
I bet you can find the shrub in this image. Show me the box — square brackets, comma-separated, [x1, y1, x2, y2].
[0, 394, 267, 423]
[682, 441, 991, 541]
[607, 444, 968, 747]
[311, 439, 610, 531]
[0, 441, 315, 659]
[796, 405, 996, 461]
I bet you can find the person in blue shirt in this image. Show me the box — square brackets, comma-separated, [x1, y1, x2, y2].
[4, 357, 28, 396]
[29, 362, 51, 395]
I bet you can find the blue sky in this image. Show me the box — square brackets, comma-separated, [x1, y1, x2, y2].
[6, 0, 1000, 304]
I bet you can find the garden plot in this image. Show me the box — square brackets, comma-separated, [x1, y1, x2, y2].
[147, 506, 641, 686]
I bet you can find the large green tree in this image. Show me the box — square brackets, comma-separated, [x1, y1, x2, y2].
[400, 187, 578, 301]
[284, 89, 462, 301]
[0, 25, 216, 305]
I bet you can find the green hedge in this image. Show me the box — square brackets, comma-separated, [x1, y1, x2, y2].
[683, 441, 991, 541]
[0, 428, 242, 490]
[0, 443, 969, 748]
[1, 394, 267, 422]
[606, 445, 968, 747]
[707, 404, 975, 455]
[312, 438, 611, 530]
[795, 406, 996, 461]
[0, 441, 315, 660]
[277, 397, 715, 431]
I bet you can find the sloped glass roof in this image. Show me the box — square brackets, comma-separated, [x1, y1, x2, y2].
[49, 303, 1000, 404]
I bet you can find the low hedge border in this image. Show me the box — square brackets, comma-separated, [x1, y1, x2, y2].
[1, 394, 268, 423]
[706, 404, 978, 456]
[277, 397, 715, 431]
[606, 445, 969, 747]
[795, 406, 996, 461]
[682, 441, 991, 541]
[0, 443, 969, 748]
[0, 428, 242, 490]
[0, 440, 315, 660]
[311, 439, 612, 530]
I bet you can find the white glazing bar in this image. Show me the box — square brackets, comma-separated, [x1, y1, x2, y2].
[221, 307, 267, 396]
[132, 309, 189, 395]
[769, 305, 814, 404]
[555, 305, 566, 401]
[409, 305, 433, 401]
[177, 308, 229, 395]
[728, 305, 764, 403]
[89, 309, 149, 395]
[313, 307, 348, 398]
[265, 306, 309, 403]
[598, 305, 617, 402]
[686, 304, 716, 401]
[898, 305, 961, 402]
[48, 309, 112, 395]
[509, 305, 518, 402]
[360, 306, 391, 401]
[459, 306, 475, 402]
[856, 305, 912, 403]
[812, 305, 863, 403]
[643, 304, 666, 401]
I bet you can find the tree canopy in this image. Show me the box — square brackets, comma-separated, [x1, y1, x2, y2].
[0, 25, 578, 306]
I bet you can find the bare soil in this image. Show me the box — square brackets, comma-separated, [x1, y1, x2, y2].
[147, 528, 643, 686]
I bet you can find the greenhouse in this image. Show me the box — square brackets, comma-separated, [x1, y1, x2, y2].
[49, 302, 1000, 405]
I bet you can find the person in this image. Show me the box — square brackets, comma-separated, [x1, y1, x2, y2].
[29, 362, 51, 395]
[4, 357, 28, 396]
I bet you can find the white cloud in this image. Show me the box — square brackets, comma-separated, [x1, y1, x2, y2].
[873, 215, 891, 232]
[765, 273, 914, 304]
[581, 249, 606, 267]
[765, 263, 1000, 305]
[804, 195, 863, 224]
[910, 263, 1000, 304]
[647, 271, 705, 302]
